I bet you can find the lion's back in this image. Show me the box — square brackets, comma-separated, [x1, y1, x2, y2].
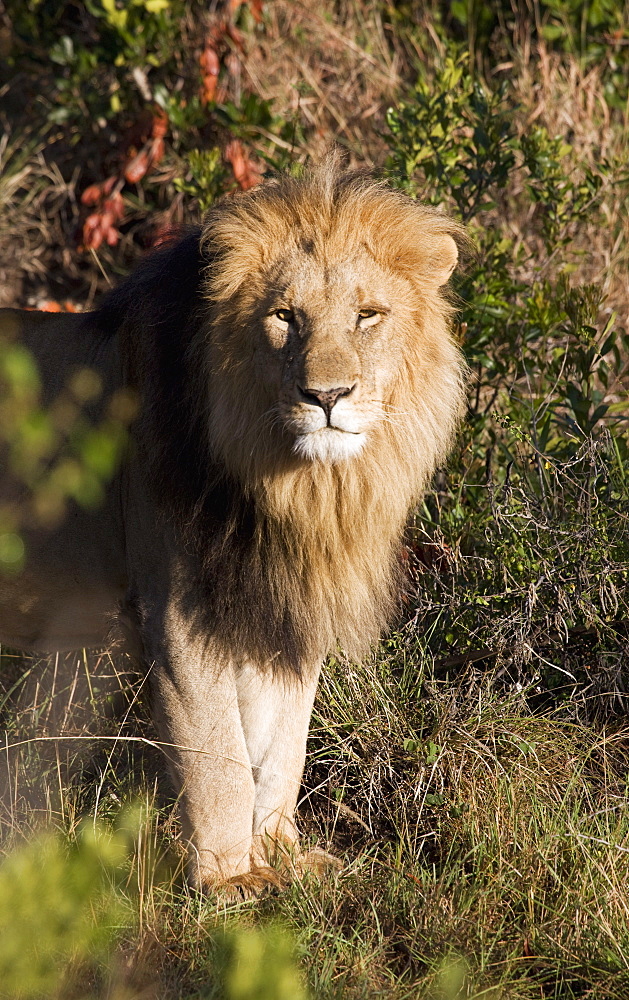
[0, 307, 120, 409]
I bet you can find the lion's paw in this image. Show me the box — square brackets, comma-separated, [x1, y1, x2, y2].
[198, 849, 342, 899]
[257, 838, 342, 881]
[204, 865, 288, 901]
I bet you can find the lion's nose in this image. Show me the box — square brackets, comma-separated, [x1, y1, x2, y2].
[298, 385, 355, 421]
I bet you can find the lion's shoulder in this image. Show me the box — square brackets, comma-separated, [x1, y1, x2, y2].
[94, 226, 205, 341]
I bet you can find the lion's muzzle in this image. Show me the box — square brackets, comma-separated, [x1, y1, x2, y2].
[297, 383, 355, 423]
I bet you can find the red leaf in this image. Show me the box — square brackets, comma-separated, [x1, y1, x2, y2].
[200, 43, 220, 76]
[151, 108, 168, 140]
[39, 300, 78, 312]
[199, 42, 220, 105]
[81, 183, 104, 207]
[80, 175, 116, 206]
[149, 136, 165, 167]
[103, 192, 125, 221]
[201, 80, 218, 105]
[225, 140, 262, 191]
[82, 213, 104, 251]
[81, 201, 122, 251]
[124, 148, 151, 184]
[105, 224, 120, 247]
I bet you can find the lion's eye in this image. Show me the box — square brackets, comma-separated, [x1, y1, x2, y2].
[357, 309, 381, 327]
[275, 309, 294, 323]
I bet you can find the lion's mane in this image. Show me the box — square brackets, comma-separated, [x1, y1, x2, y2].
[98, 158, 467, 672]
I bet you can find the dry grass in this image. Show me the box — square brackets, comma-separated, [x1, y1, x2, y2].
[1, 646, 628, 998]
[0, 132, 56, 308]
[510, 42, 629, 328]
[237, 0, 402, 162]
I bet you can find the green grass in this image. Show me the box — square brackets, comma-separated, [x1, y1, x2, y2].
[1, 647, 628, 999]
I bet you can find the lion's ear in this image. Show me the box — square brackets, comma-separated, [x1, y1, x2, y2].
[428, 234, 459, 287]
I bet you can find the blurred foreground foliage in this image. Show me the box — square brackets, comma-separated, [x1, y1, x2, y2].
[0, 823, 130, 998]
[0, 324, 137, 573]
[0, 815, 306, 999]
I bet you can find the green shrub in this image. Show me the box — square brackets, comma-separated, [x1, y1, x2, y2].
[385, 54, 629, 710]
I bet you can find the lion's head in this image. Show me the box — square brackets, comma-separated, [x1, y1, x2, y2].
[116, 157, 467, 669]
[199, 156, 466, 482]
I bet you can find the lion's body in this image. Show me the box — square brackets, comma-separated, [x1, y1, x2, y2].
[0, 308, 126, 651]
[0, 160, 466, 891]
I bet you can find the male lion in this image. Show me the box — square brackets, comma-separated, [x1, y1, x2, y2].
[0, 158, 466, 892]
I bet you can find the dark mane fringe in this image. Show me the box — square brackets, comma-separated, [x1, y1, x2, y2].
[94, 228, 213, 511]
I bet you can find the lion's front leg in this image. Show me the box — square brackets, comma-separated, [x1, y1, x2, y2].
[235, 663, 321, 868]
[150, 648, 257, 891]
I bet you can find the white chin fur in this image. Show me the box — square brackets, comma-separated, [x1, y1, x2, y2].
[293, 428, 366, 463]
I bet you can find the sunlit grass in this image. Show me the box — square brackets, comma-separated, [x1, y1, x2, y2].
[1, 647, 628, 998]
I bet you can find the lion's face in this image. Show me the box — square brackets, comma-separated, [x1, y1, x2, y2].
[203, 168, 462, 479]
[254, 248, 411, 463]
